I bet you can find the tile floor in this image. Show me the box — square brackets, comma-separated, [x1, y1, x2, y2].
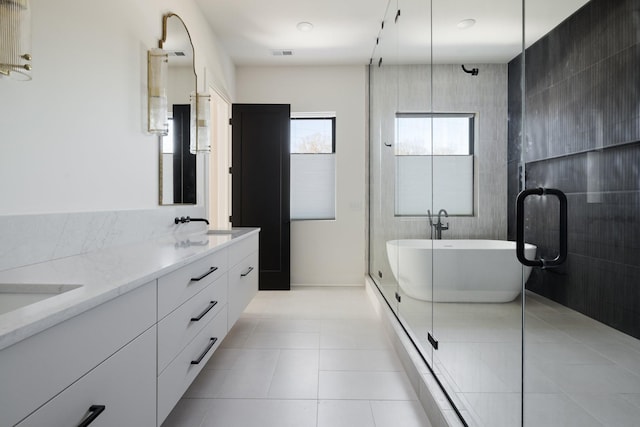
[380, 282, 640, 427]
[162, 286, 432, 427]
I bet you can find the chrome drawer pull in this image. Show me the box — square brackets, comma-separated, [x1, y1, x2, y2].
[190, 301, 218, 322]
[191, 337, 218, 365]
[77, 405, 106, 427]
[191, 266, 218, 282]
[240, 266, 254, 277]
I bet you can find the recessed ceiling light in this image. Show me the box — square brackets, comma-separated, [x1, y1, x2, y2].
[457, 19, 476, 29]
[296, 21, 314, 32]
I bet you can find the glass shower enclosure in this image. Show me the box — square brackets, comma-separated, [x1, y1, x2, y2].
[368, 0, 640, 426]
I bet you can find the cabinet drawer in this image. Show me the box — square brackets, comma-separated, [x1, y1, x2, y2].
[17, 326, 156, 427]
[158, 306, 227, 425]
[157, 273, 228, 374]
[228, 251, 259, 327]
[228, 232, 259, 267]
[158, 249, 228, 319]
[0, 281, 156, 427]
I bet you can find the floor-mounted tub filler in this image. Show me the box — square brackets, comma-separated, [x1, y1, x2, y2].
[386, 239, 536, 302]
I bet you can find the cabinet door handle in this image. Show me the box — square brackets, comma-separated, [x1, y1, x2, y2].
[190, 301, 218, 322]
[191, 337, 218, 365]
[240, 266, 254, 277]
[191, 266, 218, 282]
[77, 405, 106, 427]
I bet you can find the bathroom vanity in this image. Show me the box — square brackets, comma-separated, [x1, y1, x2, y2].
[0, 228, 259, 427]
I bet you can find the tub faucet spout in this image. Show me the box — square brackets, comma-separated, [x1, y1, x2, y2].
[435, 209, 449, 239]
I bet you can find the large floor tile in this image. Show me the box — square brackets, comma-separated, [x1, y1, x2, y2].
[570, 393, 640, 427]
[320, 348, 403, 371]
[319, 370, 417, 400]
[253, 318, 322, 334]
[202, 399, 317, 427]
[587, 343, 640, 376]
[219, 317, 259, 349]
[528, 341, 615, 365]
[161, 398, 211, 427]
[164, 286, 432, 427]
[461, 392, 521, 427]
[267, 349, 319, 399]
[202, 349, 280, 398]
[524, 393, 603, 427]
[433, 349, 514, 393]
[317, 400, 376, 427]
[226, 348, 281, 371]
[202, 347, 241, 370]
[370, 400, 433, 427]
[539, 363, 640, 394]
[320, 328, 389, 349]
[183, 368, 229, 398]
[211, 367, 275, 398]
[244, 331, 320, 349]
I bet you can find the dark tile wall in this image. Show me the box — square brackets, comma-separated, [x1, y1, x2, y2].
[508, 0, 640, 338]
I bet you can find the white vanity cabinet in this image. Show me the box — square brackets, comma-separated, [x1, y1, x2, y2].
[157, 273, 228, 374]
[156, 251, 229, 425]
[0, 281, 156, 427]
[0, 229, 260, 427]
[228, 232, 259, 326]
[156, 230, 259, 425]
[16, 326, 156, 427]
[157, 248, 227, 320]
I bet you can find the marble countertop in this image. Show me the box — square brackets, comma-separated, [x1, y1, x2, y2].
[0, 228, 259, 351]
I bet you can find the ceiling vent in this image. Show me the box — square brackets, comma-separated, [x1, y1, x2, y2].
[271, 49, 294, 56]
[168, 51, 186, 57]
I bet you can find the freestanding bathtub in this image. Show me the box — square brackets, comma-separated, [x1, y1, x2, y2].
[386, 239, 537, 302]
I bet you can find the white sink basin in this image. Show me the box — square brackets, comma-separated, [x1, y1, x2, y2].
[0, 283, 83, 316]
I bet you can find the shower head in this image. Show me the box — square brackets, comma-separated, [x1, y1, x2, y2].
[461, 65, 479, 76]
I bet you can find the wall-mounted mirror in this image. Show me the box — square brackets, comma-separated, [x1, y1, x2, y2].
[159, 13, 197, 205]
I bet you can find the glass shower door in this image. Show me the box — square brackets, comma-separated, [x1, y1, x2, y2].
[521, 0, 640, 425]
[426, 0, 525, 425]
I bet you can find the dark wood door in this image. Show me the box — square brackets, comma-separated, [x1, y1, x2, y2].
[231, 104, 290, 290]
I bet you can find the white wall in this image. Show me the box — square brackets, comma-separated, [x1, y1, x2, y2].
[0, 0, 234, 216]
[0, 0, 235, 270]
[236, 66, 367, 285]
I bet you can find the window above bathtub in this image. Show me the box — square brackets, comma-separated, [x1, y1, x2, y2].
[395, 113, 474, 156]
[394, 113, 475, 216]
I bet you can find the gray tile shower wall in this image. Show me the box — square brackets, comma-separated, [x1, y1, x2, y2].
[508, 0, 640, 338]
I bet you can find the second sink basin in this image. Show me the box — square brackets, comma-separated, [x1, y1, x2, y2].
[0, 283, 83, 316]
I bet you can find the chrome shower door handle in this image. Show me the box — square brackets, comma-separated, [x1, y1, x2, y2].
[516, 187, 567, 268]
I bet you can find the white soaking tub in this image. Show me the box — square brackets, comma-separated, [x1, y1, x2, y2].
[385, 239, 536, 302]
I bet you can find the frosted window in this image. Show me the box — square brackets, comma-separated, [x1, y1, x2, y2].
[395, 155, 474, 216]
[291, 154, 336, 220]
[290, 115, 336, 220]
[394, 113, 475, 216]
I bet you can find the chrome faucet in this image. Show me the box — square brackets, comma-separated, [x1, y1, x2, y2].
[174, 216, 210, 225]
[435, 209, 449, 239]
